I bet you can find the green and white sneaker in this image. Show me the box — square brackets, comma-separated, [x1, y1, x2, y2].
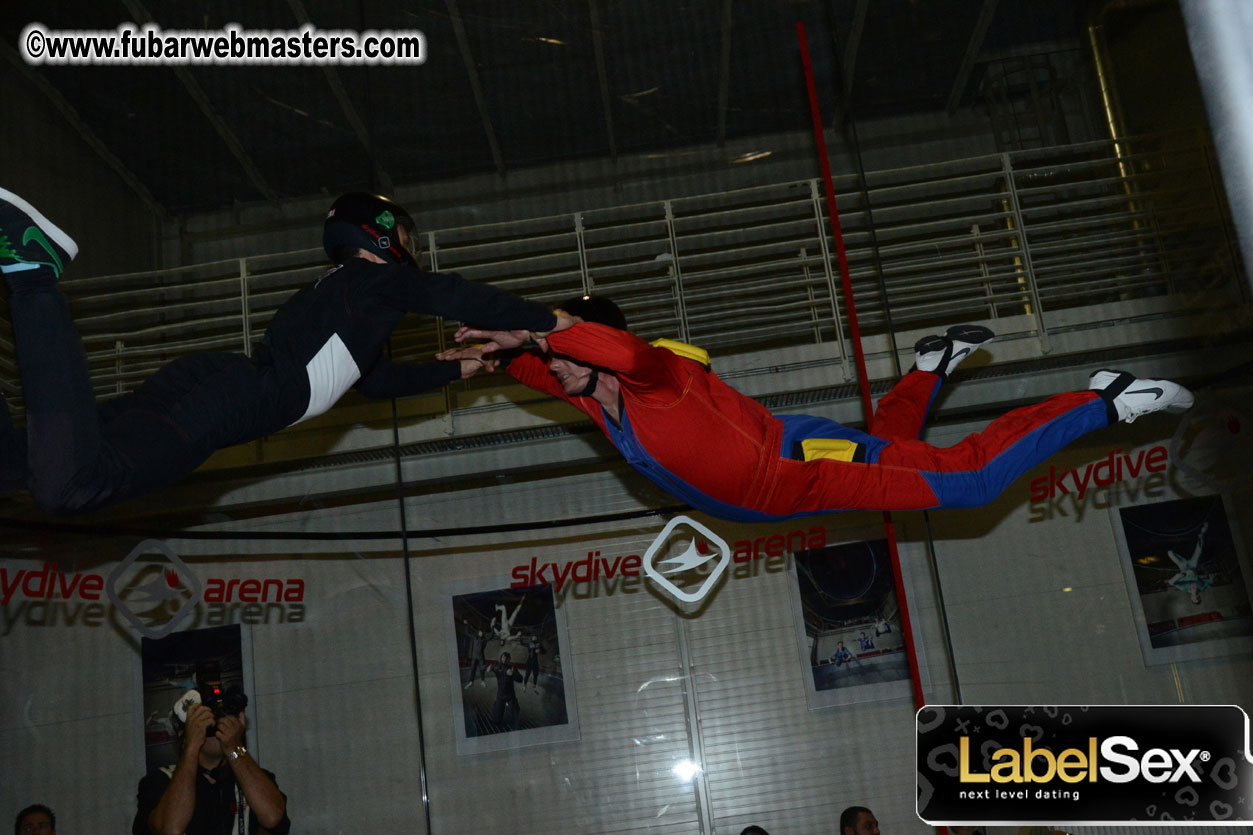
[0, 187, 78, 280]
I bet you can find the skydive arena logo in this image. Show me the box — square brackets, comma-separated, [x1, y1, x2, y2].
[917, 705, 1253, 825]
[3, 544, 306, 638]
[643, 516, 731, 603]
[108, 539, 202, 639]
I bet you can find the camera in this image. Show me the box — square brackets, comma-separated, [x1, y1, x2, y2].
[200, 681, 248, 736]
[172, 679, 247, 738]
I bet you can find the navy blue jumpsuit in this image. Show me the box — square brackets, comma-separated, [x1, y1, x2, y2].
[2, 258, 556, 514]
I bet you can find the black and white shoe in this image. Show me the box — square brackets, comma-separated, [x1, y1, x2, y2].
[914, 324, 995, 379]
[1089, 369, 1194, 423]
[0, 187, 78, 281]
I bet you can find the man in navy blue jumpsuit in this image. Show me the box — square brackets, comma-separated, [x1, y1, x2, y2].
[0, 189, 569, 514]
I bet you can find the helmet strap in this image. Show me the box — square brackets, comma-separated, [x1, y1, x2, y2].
[576, 368, 600, 398]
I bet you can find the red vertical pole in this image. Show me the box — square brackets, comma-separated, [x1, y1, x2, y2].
[796, 24, 874, 423]
[796, 22, 927, 712]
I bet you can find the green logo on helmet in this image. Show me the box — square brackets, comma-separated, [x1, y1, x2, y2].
[375, 210, 396, 230]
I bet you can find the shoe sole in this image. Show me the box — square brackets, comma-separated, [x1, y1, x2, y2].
[1089, 368, 1134, 390]
[944, 324, 995, 346]
[0, 186, 79, 262]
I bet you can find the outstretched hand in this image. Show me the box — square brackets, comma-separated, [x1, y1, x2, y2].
[452, 308, 581, 353]
[437, 345, 500, 379]
[452, 327, 531, 353]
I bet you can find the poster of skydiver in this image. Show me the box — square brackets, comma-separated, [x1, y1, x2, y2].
[444, 581, 580, 755]
[788, 536, 919, 709]
[1111, 494, 1253, 665]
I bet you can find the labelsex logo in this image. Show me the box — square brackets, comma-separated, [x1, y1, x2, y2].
[917, 704, 1253, 825]
[643, 516, 731, 604]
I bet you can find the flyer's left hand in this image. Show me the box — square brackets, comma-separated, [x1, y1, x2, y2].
[453, 327, 531, 352]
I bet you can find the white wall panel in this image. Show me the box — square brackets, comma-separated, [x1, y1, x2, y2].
[412, 538, 704, 835]
[680, 521, 931, 835]
[246, 553, 426, 833]
[0, 586, 139, 829]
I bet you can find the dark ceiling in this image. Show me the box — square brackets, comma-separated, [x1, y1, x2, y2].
[4, 0, 1091, 214]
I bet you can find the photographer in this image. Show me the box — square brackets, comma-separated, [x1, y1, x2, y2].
[133, 686, 290, 835]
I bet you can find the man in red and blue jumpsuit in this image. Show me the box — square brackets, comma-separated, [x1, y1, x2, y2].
[444, 297, 1193, 522]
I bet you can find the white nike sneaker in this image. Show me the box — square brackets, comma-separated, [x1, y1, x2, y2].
[914, 324, 995, 378]
[1089, 369, 1194, 423]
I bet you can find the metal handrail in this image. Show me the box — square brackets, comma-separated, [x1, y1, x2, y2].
[0, 132, 1242, 413]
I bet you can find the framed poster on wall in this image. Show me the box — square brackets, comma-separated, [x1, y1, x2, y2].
[788, 536, 915, 709]
[1110, 493, 1253, 666]
[444, 580, 580, 755]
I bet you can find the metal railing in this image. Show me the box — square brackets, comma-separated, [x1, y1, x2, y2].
[0, 131, 1243, 408]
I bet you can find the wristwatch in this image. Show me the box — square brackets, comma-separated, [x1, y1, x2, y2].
[227, 746, 247, 761]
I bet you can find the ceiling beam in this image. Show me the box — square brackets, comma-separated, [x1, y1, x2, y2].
[1, 40, 165, 218]
[120, 0, 280, 203]
[842, 0, 869, 97]
[715, 0, 734, 147]
[979, 39, 1079, 62]
[587, 0, 618, 162]
[947, 0, 1000, 113]
[285, 0, 394, 194]
[445, 0, 505, 176]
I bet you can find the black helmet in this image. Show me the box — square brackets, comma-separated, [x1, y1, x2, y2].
[323, 192, 417, 265]
[557, 295, 627, 330]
